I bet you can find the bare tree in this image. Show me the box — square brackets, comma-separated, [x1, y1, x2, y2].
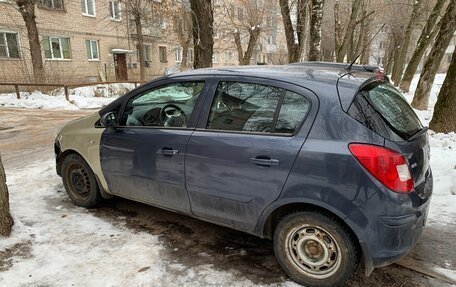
[279, 0, 308, 63]
[429, 47, 456, 133]
[335, 0, 360, 62]
[0, 154, 13, 237]
[399, 0, 446, 92]
[390, 0, 423, 85]
[308, 0, 324, 61]
[123, 0, 150, 81]
[190, 0, 214, 68]
[226, 0, 270, 65]
[164, 0, 193, 70]
[411, 0, 456, 110]
[15, 0, 45, 84]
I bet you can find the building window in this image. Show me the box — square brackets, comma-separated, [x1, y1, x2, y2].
[212, 52, 219, 64]
[0, 32, 20, 59]
[267, 35, 276, 45]
[144, 44, 151, 61]
[43, 36, 71, 60]
[175, 47, 182, 62]
[81, 0, 95, 16]
[159, 46, 167, 62]
[85, 39, 99, 60]
[188, 48, 194, 63]
[237, 8, 244, 21]
[109, 0, 120, 20]
[379, 41, 385, 49]
[39, 0, 63, 9]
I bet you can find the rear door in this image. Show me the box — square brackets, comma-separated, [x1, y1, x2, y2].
[185, 78, 318, 231]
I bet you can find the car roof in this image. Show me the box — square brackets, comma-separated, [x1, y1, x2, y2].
[169, 64, 379, 91]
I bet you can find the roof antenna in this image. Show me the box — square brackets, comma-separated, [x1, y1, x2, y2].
[346, 23, 386, 71]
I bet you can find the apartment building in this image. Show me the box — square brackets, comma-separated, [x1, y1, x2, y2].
[0, 0, 289, 84]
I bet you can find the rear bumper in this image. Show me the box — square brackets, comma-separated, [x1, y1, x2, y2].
[347, 169, 432, 275]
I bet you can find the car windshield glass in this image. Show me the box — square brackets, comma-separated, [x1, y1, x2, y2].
[364, 83, 423, 139]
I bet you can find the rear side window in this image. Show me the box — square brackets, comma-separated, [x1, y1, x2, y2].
[349, 83, 423, 140]
[206, 81, 310, 135]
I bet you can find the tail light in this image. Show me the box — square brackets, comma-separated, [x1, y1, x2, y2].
[349, 143, 414, 193]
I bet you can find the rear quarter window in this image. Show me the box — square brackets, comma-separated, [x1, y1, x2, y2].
[348, 83, 423, 141]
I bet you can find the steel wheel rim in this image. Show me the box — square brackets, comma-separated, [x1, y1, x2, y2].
[66, 162, 91, 201]
[285, 225, 342, 279]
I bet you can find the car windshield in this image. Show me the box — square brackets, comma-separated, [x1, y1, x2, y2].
[364, 83, 423, 140]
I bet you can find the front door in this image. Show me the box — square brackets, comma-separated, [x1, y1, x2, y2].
[185, 79, 316, 231]
[114, 53, 128, 81]
[100, 80, 207, 212]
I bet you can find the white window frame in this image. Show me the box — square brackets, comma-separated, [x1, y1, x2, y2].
[86, 39, 99, 61]
[108, 0, 121, 21]
[0, 31, 20, 59]
[82, 0, 96, 17]
[212, 52, 219, 64]
[175, 47, 182, 62]
[44, 36, 71, 60]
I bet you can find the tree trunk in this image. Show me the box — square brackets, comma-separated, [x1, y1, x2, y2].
[180, 40, 189, 70]
[335, 0, 360, 62]
[411, 0, 456, 110]
[17, 0, 45, 84]
[279, 0, 307, 63]
[429, 47, 456, 133]
[134, 12, 145, 81]
[308, 0, 324, 61]
[399, 0, 446, 92]
[391, 0, 422, 85]
[0, 154, 13, 237]
[190, 0, 214, 69]
[234, 32, 244, 64]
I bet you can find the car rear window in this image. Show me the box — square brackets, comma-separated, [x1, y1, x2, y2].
[349, 83, 423, 140]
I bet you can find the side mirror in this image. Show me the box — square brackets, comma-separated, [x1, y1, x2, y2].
[100, 112, 118, 129]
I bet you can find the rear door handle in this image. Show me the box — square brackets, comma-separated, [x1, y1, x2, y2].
[250, 157, 280, 167]
[161, 148, 179, 156]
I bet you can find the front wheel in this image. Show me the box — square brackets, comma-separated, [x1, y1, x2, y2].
[61, 153, 101, 208]
[273, 211, 359, 287]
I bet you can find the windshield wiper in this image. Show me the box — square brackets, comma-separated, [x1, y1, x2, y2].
[408, 126, 428, 141]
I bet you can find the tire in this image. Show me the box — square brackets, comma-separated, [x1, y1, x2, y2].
[61, 153, 101, 208]
[273, 211, 359, 287]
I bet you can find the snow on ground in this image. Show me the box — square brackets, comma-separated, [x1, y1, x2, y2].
[0, 83, 135, 110]
[1, 160, 280, 287]
[401, 74, 456, 227]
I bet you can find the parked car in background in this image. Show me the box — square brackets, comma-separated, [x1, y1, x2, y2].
[55, 63, 432, 287]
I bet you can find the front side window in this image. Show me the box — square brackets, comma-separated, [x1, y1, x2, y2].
[0, 32, 20, 59]
[86, 40, 99, 60]
[122, 81, 205, 128]
[207, 82, 310, 134]
[81, 0, 95, 16]
[39, 0, 63, 9]
[43, 36, 71, 60]
[109, 0, 120, 20]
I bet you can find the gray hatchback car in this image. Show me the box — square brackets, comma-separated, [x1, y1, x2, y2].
[55, 63, 432, 287]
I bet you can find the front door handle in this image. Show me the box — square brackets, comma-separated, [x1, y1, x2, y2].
[250, 157, 280, 167]
[161, 148, 179, 156]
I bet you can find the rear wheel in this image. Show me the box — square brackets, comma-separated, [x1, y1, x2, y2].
[273, 211, 359, 287]
[61, 153, 101, 208]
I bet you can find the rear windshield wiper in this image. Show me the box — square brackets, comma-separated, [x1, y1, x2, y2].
[408, 126, 428, 141]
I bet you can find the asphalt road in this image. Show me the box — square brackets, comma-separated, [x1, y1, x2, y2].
[0, 108, 453, 287]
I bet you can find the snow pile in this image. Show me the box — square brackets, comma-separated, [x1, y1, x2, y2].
[0, 83, 136, 110]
